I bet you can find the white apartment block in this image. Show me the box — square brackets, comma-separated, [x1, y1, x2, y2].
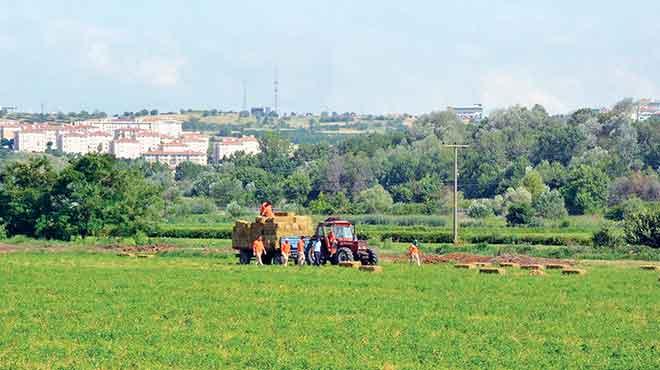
[0, 123, 21, 141]
[110, 138, 142, 159]
[14, 128, 51, 152]
[212, 136, 260, 162]
[143, 149, 208, 168]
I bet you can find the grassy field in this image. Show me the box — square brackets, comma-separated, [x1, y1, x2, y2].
[1, 253, 658, 369]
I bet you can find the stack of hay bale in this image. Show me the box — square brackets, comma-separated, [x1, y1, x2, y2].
[232, 212, 313, 252]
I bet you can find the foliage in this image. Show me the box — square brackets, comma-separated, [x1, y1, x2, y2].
[226, 201, 243, 218]
[592, 222, 625, 248]
[608, 172, 660, 205]
[354, 185, 393, 214]
[562, 165, 610, 215]
[623, 209, 660, 248]
[506, 203, 533, 226]
[532, 190, 568, 220]
[467, 199, 494, 219]
[520, 169, 547, 200]
[605, 197, 647, 221]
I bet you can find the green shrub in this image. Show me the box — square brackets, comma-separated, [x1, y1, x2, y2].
[467, 200, 493, 219]
[0, 223, 6, 239]
[506, 203, 533, 226]
[533, 190, 568, 219]
[226, 201, 243, 218]
[149, 225, 232, 239]
[605, 197, 646, 221]
[623, 209, 660, 248]
[592, 222, 625, 248]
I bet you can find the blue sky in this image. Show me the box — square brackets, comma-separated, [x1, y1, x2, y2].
[1, 0, 659, 114]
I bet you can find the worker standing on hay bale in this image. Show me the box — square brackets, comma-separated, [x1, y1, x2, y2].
[253, 236, 265, 265]
[296, 237, 306, 266]
[281, 239, 291, 266]
[408, 240, 421, 266]
[259, 201, 275, 218]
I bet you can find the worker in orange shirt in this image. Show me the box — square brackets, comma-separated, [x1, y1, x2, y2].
[327, 230, 337, 256]
[252, 235, 266, 266]
[280, 239, 291, 266]
[259, 201, 275, 218]
[408, 240, 421, 266]
[296, 237, 306, 265]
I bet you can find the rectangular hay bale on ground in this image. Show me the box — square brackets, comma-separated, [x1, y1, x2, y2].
[640, 265, 658, 271]
[545, 263, 568, 270]
[454, 263, 476, 269]
[474, 262, 493, 268]
[499, 262, 520, 268]
[339, 261, 361, 269]
[479, 268, 506, 275]
[359, 265, 383, 273]
[521, 264, 545, 270]
[562, 268, 586, 275]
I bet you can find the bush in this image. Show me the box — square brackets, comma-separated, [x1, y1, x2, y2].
[149, 225, 232, 239]
[592, 222, 625, 248]
[605, 197, 646, 221]
[390, 203, 427, 215]
[467, 200, 493, 219]
[623, 209, 660, 248]
[0, 223, 6, 239]
[506, 203, 533, 226]
[189, 197, 217, 215]
[562, 164, 609, 214]
[533, 190, 568, 220]
[226, 201, 243, 218]
[354, 185, 393, 214]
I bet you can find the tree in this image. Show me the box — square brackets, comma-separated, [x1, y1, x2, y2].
[467, 200, 494, 219]
[623, 209, 660, 248]
[175, 161, 206, 182]
[0, 157, 57, 236]
[520, 169, 547, 200]
[506, 203, 533, 226]
[38, 154, 163, 239]
[561, 165, 609, 215]
[354, 185, 393, 214]
[283, 171, 312, 205]
[532, 190, 568, 220]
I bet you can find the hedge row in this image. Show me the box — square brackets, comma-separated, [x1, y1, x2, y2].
[149, 225, 232, 239]
[374, 230, 592, 246]
[152, 225, 592, 247]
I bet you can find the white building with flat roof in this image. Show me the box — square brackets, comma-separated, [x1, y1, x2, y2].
[143, 149, 207, 168]
[110, 138, 142, 159]
[448, 104, 484, 123]
[212, 136, 260, 162]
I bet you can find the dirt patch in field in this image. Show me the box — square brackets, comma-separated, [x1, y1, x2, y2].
[0, 244, 18, 253]
[388, 252, 575, 266]
[101, 244, 178, 254]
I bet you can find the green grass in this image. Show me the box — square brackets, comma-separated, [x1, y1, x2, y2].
[1, 253, 658, 369]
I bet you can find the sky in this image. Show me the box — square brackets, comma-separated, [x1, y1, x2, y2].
[1, 0, 659, 115]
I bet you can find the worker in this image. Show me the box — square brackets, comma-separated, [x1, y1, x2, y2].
[281, 239, 291, 266]
[252, 235, 265, 266]
[327, 229, 337, 255]
[296, 237, 306, 266]
[259, 201, 275, 218]
[313, 238, 322, 267]
[408, 240, 421, 266]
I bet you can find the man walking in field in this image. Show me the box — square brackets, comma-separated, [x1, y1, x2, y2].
[253, 236, 265, 266]
[281, 239, 291, 266]
[408, 240, 421, 266]
[296, 237, 306, 266]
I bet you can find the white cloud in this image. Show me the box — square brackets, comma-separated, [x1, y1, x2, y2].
[480, 71, 568, 114]
[44, 20, 186, 88]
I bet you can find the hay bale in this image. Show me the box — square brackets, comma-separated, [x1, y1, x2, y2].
[359, 265, 383, 273]
[454, 263, 475, 269]
[640, 265, 658, 271]
[136, 254, 154, 259]
[116, 252, 134, 257]
[529, 270, 546, 276]
[545, 263, 568, 270]
[562, 268, 586, 275]
[479, 267, 506, 275]
[339, 261, 361, 269]
[474, 262, 492, 268]
[521, 264, 544, 270]
[499, 262, 520, 268]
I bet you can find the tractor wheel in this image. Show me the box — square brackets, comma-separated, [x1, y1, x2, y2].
[239, 249, 252, 265]
[333, 247, 354, 265]
[366, 249, 379, 265]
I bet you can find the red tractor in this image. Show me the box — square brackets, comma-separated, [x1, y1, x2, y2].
[305, 217, 379, 265]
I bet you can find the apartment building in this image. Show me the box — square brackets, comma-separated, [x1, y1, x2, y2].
[110, 138, 142, 159]
[143, 149, 207, 168]
[212, 136, 260, 162]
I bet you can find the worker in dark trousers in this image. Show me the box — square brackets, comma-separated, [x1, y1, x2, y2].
[313, 238, 322, 267]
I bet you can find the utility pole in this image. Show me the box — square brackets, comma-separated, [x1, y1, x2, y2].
[443, 144, 469, 244]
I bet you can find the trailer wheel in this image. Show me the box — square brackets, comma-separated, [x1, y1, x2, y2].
[239, 249, 252, 265]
